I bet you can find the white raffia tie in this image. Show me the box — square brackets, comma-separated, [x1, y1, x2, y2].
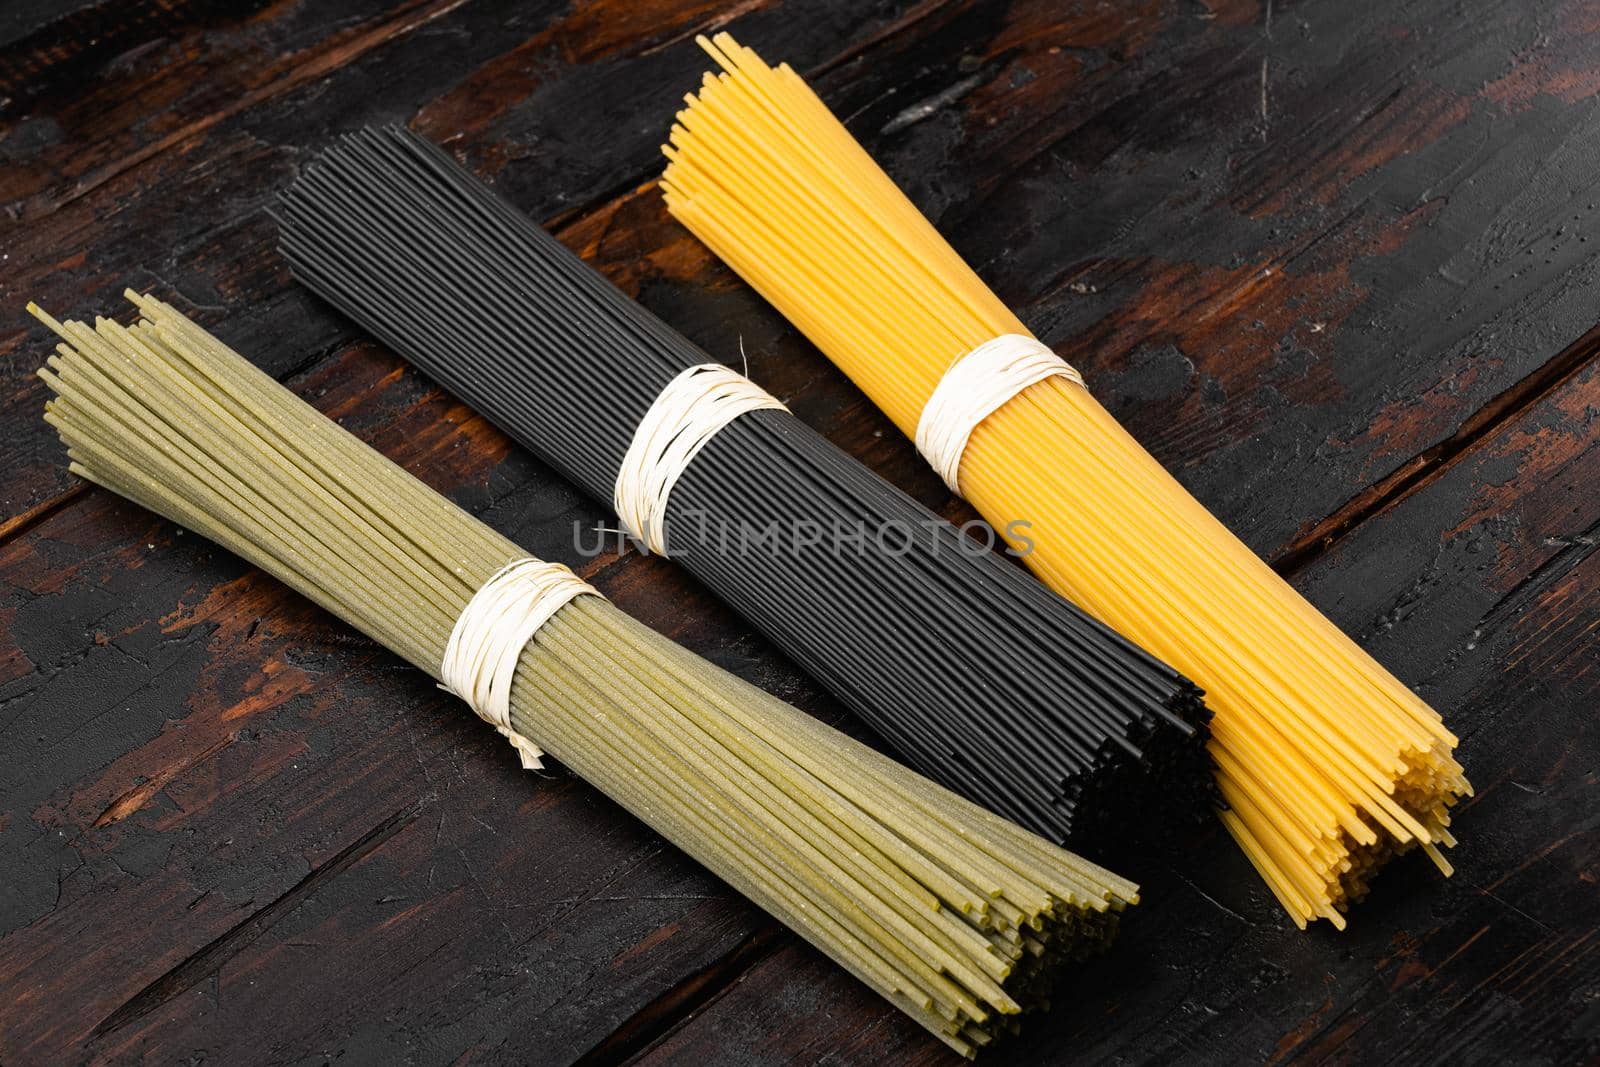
[440, 558, 599, 770]
[614, 363, 787, 555]
[915, 334, 1085, 494]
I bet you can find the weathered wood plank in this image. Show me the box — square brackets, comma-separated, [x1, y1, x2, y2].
[3, 0, 1600, 1064]
[632, 311, 1600, 1067]
[0, 0, 946, 525]
[0, 0, 484, 223]
[638, 0, 1600, 563]
[0, 343, 800, 1064]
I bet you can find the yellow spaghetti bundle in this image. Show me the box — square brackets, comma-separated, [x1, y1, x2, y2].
[660, 33, 1469, 928]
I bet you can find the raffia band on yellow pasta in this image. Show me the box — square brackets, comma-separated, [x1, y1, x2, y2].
[440, 558, 599, 769]
[660, 32, 1471, 929]
[614, 362, 788, 555]
[917, 334, 1084, 494]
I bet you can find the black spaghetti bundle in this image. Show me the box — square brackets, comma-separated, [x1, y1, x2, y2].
[274, 125, 1212, 850]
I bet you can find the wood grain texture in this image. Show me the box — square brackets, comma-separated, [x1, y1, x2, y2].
[640, 335, 1600, 1067]
[1, 0, 1597, 1064]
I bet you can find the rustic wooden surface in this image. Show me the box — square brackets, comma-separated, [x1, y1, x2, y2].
[2, 1, 1598, 1063]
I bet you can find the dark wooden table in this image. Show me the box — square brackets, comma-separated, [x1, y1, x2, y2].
[3, 2, 1597, 1063]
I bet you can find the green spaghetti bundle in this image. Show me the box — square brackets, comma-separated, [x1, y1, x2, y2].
[33, 290, 1139, 1056]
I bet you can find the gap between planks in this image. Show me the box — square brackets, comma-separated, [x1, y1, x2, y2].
[574, 926, 787, 1067]
[89, 804, 422, 1043]
[1271, 319, 1600, 577]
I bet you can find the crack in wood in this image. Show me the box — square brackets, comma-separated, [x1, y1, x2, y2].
[805, 0, 964, 82]
[542, 175, 663, 239]
[0, 480, 86, 544]
[0, 0, 252, 98]
[632, 0, 770, 60]
[1468, 514, 1600, 653]
[570, 925, 785, 1067]
[91, 734, 235, 830]
[87, 803, 421, 1042]
[1272, 319, 1600, 577]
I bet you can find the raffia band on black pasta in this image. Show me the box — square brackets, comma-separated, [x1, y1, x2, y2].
[614, 363, 787, 555]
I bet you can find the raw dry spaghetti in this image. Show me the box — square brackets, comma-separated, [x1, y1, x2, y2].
[273, 126, 1213, 850]
[34, 291, 1141, 1055]
[659, 34, 1470, 928]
